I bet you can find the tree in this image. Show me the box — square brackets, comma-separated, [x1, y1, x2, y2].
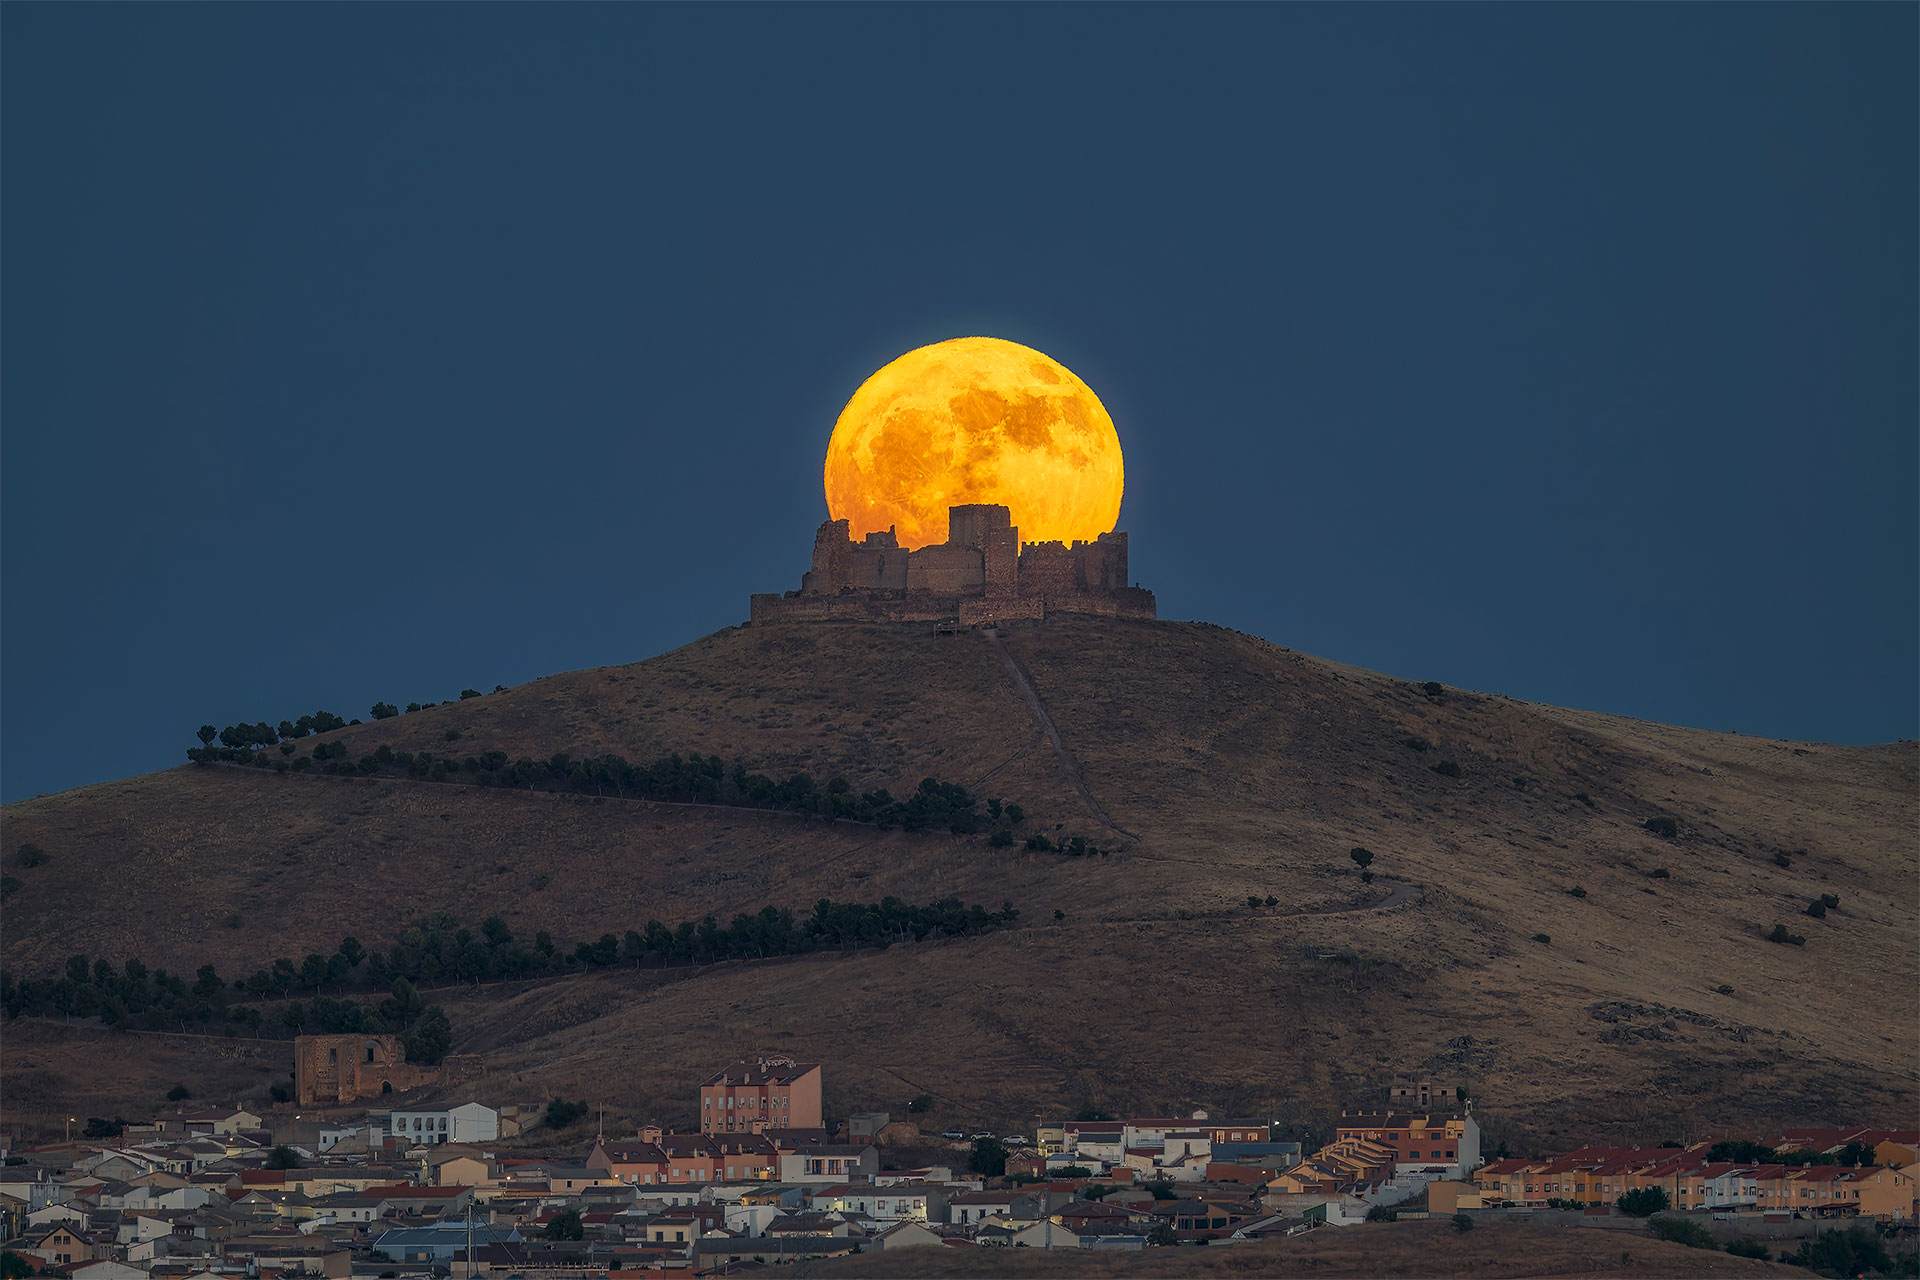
[546, 1097, 589, 1130]
[1246, 895, 1262, 910]
[1148, 1222, 1178, 1247]
[1616, 1186, 1668, 1217]
[3, 1251, 43, 1280]
[81, 1117, 124, 1138]
[196, 725, 218, 748]
[542, 1210, 584, 1241]
[337, 936, 366, 968]
[404, 1007, 452, 1064]
[371, 702, 399, 720]
[460, 689, 482, 700]
[1451, 1212, 1475, 1233]
[1349, 847, 1374, 870]
[1644, 816, 1678, 838]
[969, 1137, 1008, 1177]
[907, 1095, 933, 1114]
[1647, 1215, 1713, 1250]
[1724, 1239, 1768, 1260]
[1264, 895, 1278, 908]
[266, 1145, 305, 1170]
[1785, 1225, 1891, 1277]
[166, 1084, 191, 1101]
[1365, 1205, 1398, 1222]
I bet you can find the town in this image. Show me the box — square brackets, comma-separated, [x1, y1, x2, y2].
[3, 1056, 1913, 1276]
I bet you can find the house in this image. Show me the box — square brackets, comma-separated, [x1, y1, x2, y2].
[1333, 1111, 1481, 1178]
[947, 1190, 1039, 1226]
[811, 1183, 949, 1223]
[370, 1222, 521, 1264]
[872, 1220, 944, 1250]
[1149, 1195, 1255, 1242]
[778, 1144, 878, 1184]
[70, 1262, 146, 1280]
[167, 1110, 262, 1138]
[32, 1225, 95, 1265]
[847, 1113, 891, 1142]
[699, 1057, 823, 1135]
[387, 1102, 499, 1145]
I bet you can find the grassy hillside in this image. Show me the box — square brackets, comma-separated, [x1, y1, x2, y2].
[813, 1219, 1813, 1277]
[3, 616, 1913, 1147]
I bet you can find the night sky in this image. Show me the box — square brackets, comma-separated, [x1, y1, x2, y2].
[4, 5, 1914, 803]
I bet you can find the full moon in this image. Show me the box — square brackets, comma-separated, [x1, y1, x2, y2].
[824, 337, 1124, 550]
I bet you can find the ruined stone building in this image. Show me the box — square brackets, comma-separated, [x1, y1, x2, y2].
[294, 1033, 441, 1107]
[749, 503, 1155, 625]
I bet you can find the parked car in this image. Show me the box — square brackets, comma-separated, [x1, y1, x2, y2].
[971, 1131, 995, 1141]
[1004, 1134, 1029, 1146]
[941, 1129, 968, 1141]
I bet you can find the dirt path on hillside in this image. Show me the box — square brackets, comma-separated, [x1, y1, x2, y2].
[1089, 879, 1423, 927]
[982, 627, 1138, 841]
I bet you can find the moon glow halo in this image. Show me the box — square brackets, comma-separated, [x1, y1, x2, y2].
[823, 337, 1124, 551]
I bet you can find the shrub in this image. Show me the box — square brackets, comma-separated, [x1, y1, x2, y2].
[1819, 893, 1839, 909]
[1531, 933, 1551, 945]
[1649, 868, 1670, 879]
[0, 876, 20, 900]
[1568, 886, 1587, 898]
[1420, 681, 1444, 698]
[1452, 1212, 1475, 1232]
[990, 829, 1013, 848]
[545, 1097, 589, 1129]
[1004, 803, 1025, 824]
[166, 1084, 191, 1101]
[969, 1137, 1008, 1177]
[459, 689, 482, 700]
[1573, 792, 1595, 807]
[1616, 1186, 1668, 1216]
[1767, 924, 1806, 946]
[907, 1094, 933, 1114]
[1772, 851, 1792, 868]
[1025, 835, 1054, 852]
[1349, 847, 1374, 869]
[1360, 871, 1375, 884]
[1431, 760, 1462, 778]
[370, 703, 399, 720]
[1643, 816, 1678, 838]
[1403, 736, 1430, 752]
[1784, 1225, 1892, 1277]
[1724, 1239, 1768, 1260]
[1647, 1215, 1715, 1250]
[1365, 1205, 1398, 1222]
[1714, 984, 1734, 995]
[15, 843, 49, 868]
[1805, 899, 1827, 918]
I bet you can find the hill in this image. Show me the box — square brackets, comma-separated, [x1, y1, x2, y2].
[3, 615, 1914, 1147]
[812, 1219, 1813, 1277]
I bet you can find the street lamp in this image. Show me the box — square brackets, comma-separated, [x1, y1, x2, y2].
[66, 1117, 76, 1141]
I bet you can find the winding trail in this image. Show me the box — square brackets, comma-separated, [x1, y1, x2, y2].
[982, 626, 1137, 841]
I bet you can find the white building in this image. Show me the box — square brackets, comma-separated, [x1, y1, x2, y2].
[388, 1102, 498, 1145]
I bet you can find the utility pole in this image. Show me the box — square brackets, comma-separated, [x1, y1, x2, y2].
[464, 1196, 474, 1280]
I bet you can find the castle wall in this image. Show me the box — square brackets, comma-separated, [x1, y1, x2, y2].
[1017, 542, 1078, 597]
[755, 504, 1153, 626]
[295, 1034, 440, 1107]
[905, 544, 984, 596]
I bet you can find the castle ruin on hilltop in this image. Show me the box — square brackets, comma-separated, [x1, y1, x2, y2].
[749, 503, 1155, 626]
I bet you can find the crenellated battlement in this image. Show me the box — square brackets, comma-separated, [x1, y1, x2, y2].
[752, 503, 1154, 626]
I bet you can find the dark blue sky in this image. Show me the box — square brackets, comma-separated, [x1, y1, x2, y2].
[4, 5, 1914, 803]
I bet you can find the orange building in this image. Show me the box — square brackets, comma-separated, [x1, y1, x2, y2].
[699, 1057, 822, 1135]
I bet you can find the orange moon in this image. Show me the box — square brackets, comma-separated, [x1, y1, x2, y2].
[823, 337, 1124, 550]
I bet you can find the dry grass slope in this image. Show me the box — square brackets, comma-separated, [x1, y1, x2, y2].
[4, 617, 1914, 1147]
[813, 1220, 1813, 1278]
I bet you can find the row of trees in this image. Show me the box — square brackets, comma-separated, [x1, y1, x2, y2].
[2, 895, 1019, 1044]
[190, 737, 1031, 838]
[192, 690, 505, 751]
[0, 952, 452, 1062]
[1705, 1139, 1883, 1168]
